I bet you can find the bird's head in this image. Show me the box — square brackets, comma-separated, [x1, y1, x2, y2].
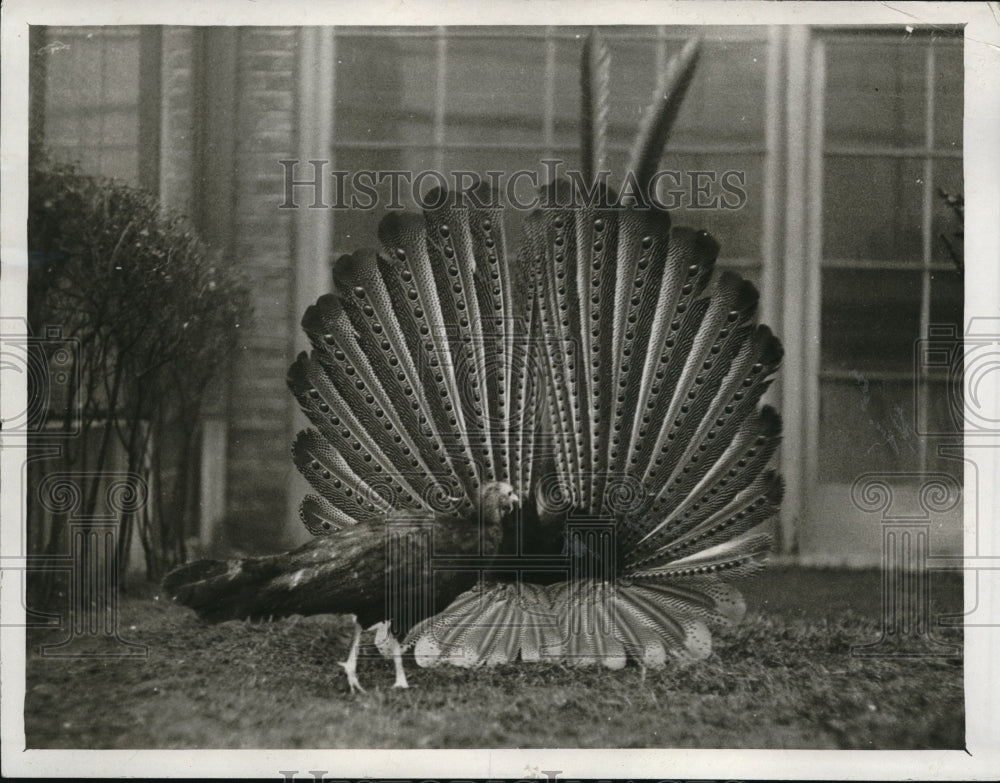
[480, 481, 519, 525]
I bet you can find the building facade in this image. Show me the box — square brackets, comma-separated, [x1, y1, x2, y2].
[31, 24, 965, 564]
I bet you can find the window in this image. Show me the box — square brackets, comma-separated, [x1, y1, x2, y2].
[327, 26, 776, 290]
[816, 29, 964, 483]
[35, 26, 162, 190]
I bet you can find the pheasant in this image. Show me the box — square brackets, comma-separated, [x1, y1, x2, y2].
[164, 30, 783, 691]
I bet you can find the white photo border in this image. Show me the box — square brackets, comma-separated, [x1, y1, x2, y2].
[2, 0, 998, 778]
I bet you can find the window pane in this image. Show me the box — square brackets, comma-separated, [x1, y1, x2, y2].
[824, 38, 928, 149]
[823, 156, 924, 263]
[551, 37, 586, 152]
[329, 146, 440, 256]
[669, 38, 767, 148]
[934, 41, 963, 151]
[821, 268, 923, 374]
[664, 153, 763, 261]
[819, 376, 922, 482]
[924, 377, 963, 473]
[552, 29, 768, 155]
[444, 36, 547, 146]
[929, 269, 963, 332]
[606, 37, 660, 151]
[334, 33, 437, 145]
[42, 26, 141, 183]
[932, 156, 964, 268]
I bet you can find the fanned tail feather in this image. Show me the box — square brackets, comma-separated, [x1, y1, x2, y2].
[627, 37, 702, 193]
[580, 29, 611, 186]
[258, 31, 783, 674]
[405, 32, 779, 670]
[406, 575, 747, 669]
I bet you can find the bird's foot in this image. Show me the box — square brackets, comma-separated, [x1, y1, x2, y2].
[338, 658, 366, 694]
[369, 620, 409, 689]
[339, 614, 365, 694]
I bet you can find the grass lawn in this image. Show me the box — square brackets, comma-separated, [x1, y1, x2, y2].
[24, 567, 964, 749]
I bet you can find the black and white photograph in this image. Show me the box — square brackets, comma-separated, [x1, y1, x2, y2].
[1, 1, 998, 779]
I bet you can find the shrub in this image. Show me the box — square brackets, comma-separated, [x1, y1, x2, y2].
[28, 147, 251, 583]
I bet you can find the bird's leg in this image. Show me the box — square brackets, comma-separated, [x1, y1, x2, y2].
[337, 614, 366, 694]
[370, 620, 409, 689]
[389, 638, 409, 689]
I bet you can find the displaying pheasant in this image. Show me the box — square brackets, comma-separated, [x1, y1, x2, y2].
[164, 31, 783, 691]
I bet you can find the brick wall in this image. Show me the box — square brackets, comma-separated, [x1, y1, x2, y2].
[159, 27, 303, 552]
[159, 26, 197, 214]
[226, 28, 301, 550]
